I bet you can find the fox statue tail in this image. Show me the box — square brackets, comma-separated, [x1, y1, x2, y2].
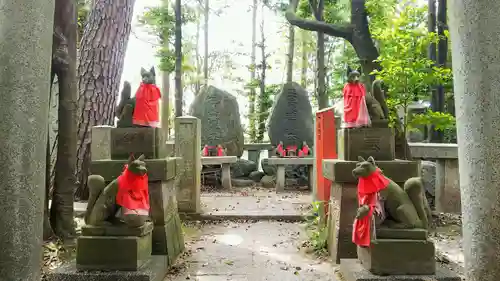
[403, 177, 432, 229]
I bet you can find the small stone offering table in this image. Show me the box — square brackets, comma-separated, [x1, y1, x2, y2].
[201, 156, 237, 189]
[266, 157, 314, 192]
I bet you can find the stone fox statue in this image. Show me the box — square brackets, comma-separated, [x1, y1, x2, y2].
[85, 154, 150, 228]
[116, 67, 161, 128]
[351, 156, 432, 246]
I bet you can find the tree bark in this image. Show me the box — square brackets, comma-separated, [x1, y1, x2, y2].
[50, 0, 78, 239]
[194, 14, 201, 95]
[203, 0, 209, 85]
[311, 0, 327, 109]
[434, 0, 447, 142]
[300, 31, 308, 87]
[286, 0, 295, 83]
[175, 0, 183, 117]
[248, 0, 258, 142]
[75, 0, 135, 199]
[257, 2, 267, 142]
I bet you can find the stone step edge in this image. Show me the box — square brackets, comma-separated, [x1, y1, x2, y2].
[179, 213, 306, 222]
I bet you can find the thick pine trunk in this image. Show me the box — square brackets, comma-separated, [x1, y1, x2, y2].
[50, 0, 78, 239]
[75, 0, 135, 199]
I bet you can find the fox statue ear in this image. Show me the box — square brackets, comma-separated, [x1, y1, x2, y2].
[150, 66, 155, 76]
[140, 67, 147, 76]
[128, 153, 135, 164]
[347, 66, 352, 77]
[357, 156, 365, 162]
[367, 156, 376, 165]
[137, 154, 145, 161]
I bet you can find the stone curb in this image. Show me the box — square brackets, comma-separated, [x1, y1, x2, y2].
[179, 213, 306, 222]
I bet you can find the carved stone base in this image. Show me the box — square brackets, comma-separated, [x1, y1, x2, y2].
[339, 259, 461, 281]
[46, 255, 170, 281]
[357, 239, 436, 275]
[76, 223, 153, 271]
[337, 128, 395, 161]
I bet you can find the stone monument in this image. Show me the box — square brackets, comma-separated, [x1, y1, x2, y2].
[0, 1, 54, 280]
[268, 82, 314, 147]
[47, 126, 184, 280]
[189, 86, 244, 157]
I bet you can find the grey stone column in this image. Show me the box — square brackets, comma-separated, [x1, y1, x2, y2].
[449, 1, 500, 280]
[0, 0, 55, 280]
[174, 116, 201, 213]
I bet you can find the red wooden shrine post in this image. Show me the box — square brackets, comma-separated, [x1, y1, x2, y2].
[315, 107, 338, 216]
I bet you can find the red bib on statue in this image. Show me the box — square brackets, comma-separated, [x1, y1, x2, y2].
[132, 83, 161, 128]
[352, 169, 389, 247]
[116, 165, 150, 212]
[343, 83, 371, 128]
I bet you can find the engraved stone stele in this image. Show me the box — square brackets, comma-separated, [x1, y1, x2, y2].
[189, 86, 244, 157]
[268, 82, 314, 148]
[175, 116, 201, 213]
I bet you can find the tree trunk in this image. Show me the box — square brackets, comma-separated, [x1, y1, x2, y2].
[257, 3, 267, 142]
[175, 0, 183, 117]
[75, 0, 135, 199]
[300, 33, 307, 87]
[434, 0, 447, 142]
[161, 71, 170, 137]
[286, 0, 295, 83]
[248, 0, 258, 142]
[44, 119, 54, 240]
[194, 14, 201, 95]
[50, 0, 78, 239]
[203, 0, 209, 85]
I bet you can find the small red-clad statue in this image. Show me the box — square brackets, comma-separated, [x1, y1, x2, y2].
[116, 154, 150, 217]
[298, 141, 310, 157]
[132, 67, 162, 128]
[342, 69, 371, 128]
[276, 141, 285, 157]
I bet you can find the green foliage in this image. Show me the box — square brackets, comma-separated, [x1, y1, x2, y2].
[77, 0, 90, 45]
[139, 1, 198, 73]
[410, 110, 455, 132]
[256, 84, 279, 142]
[367, 0, 455, 132]
[304, 201, 328, 255]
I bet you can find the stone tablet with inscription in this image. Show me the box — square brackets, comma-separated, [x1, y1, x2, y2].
[189, 86, 245, 157]
[337, 127, 395, 161]
[268, 82, 314, 147]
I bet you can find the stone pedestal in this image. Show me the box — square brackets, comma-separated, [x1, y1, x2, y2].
[49, 126, 184, 280]
[357, 229, 435, 275]
[76, 223, 153, 271]
[337, 128, 395, 161]
[435, 159, 461, 214]
[0, 1, 54, 280]
[90, 127, 184, 260]
[175, 116, 201, 213]
[339, 259, 460, 281]
[323, 160, 420, 264]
